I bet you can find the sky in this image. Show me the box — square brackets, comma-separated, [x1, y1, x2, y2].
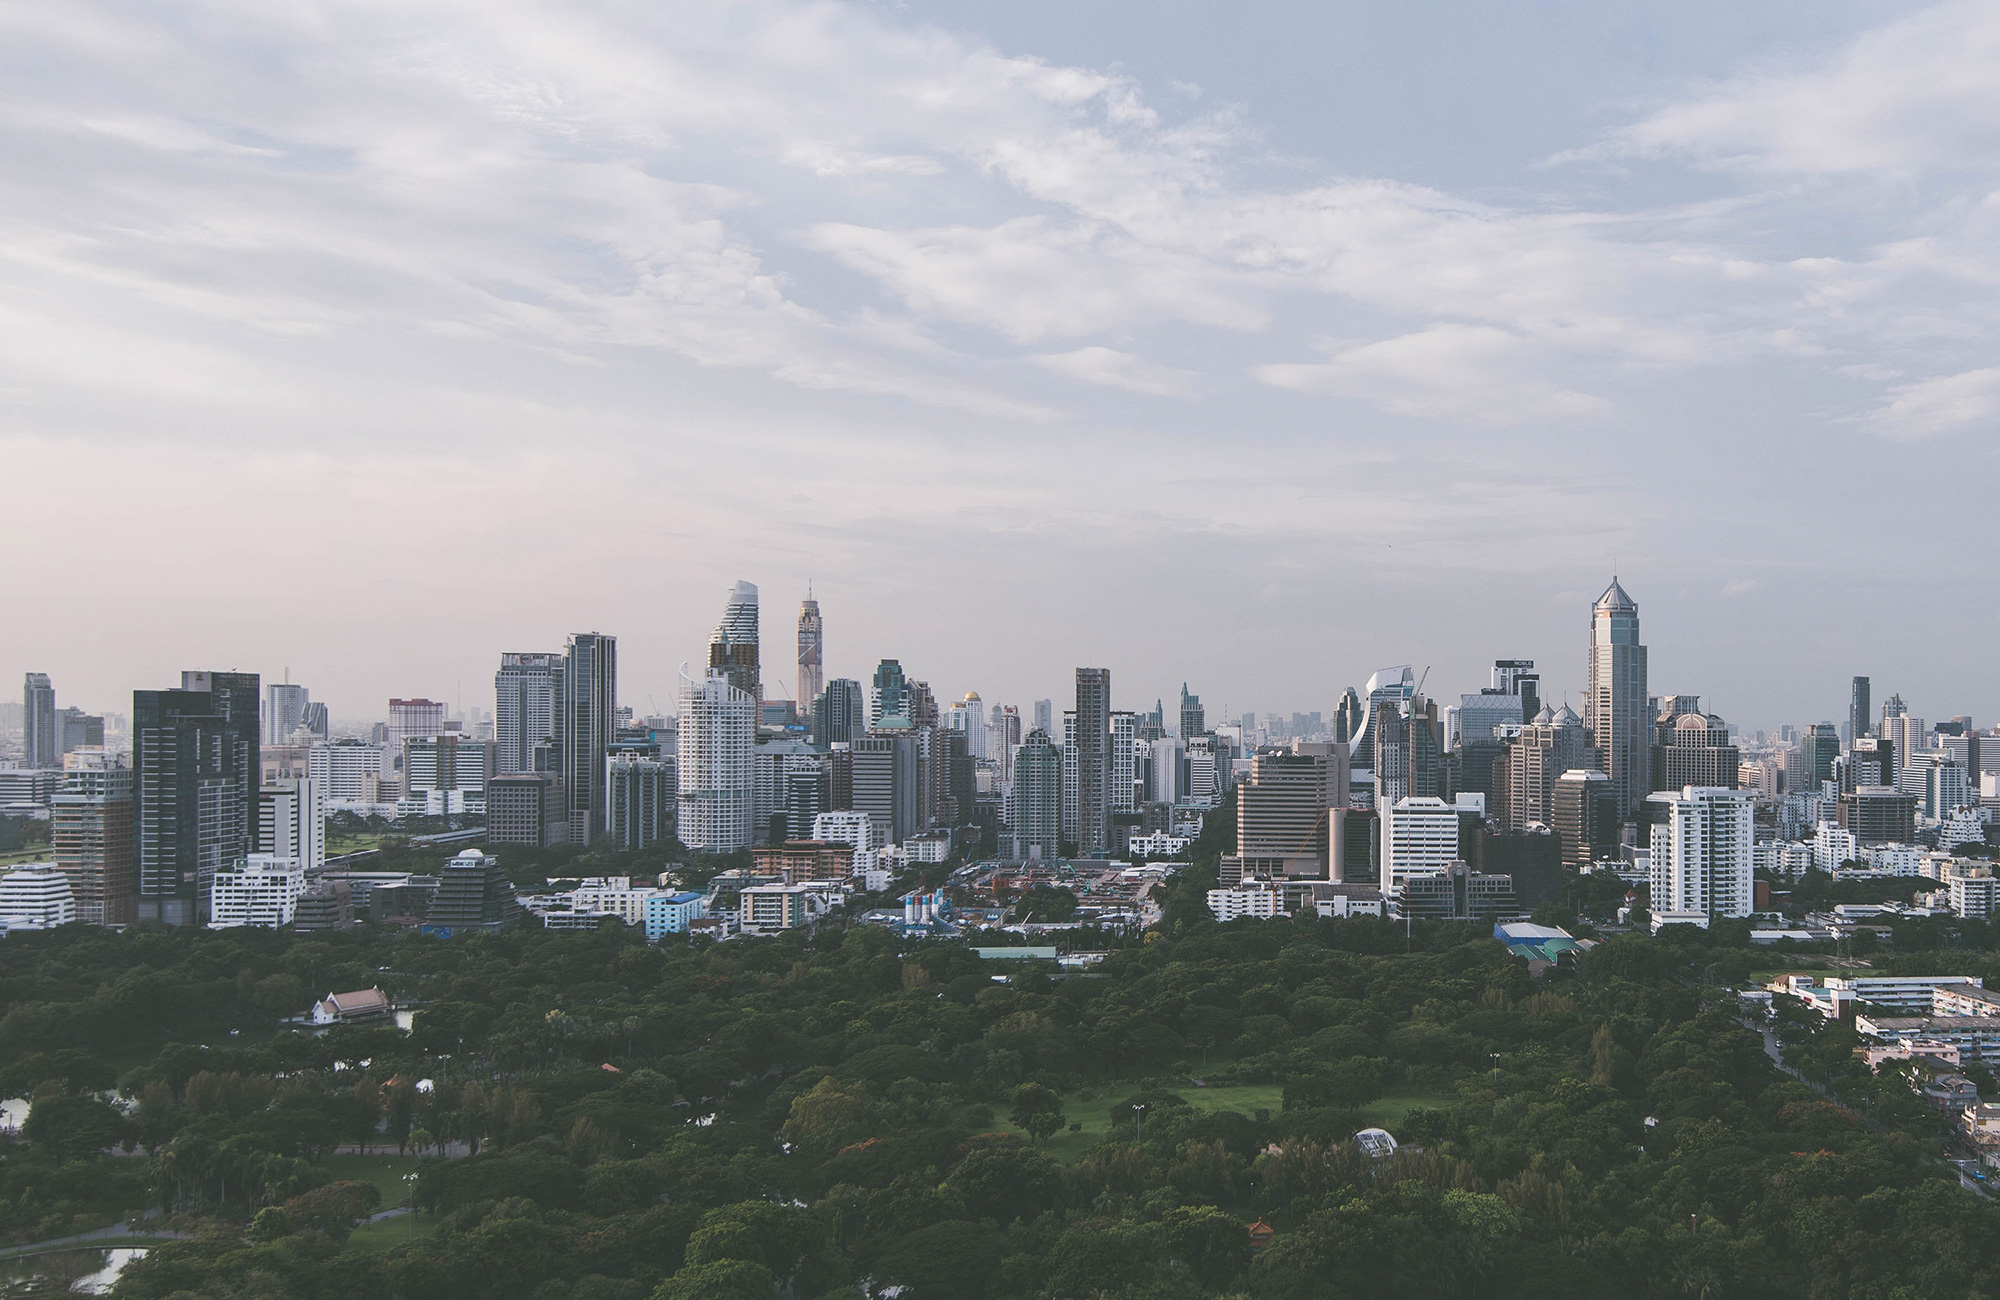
[4, 0, 1999, 734]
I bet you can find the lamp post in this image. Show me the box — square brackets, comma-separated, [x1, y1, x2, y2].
[403, 1172, 419, 1242]
[1133, 1103, 1147, 1143]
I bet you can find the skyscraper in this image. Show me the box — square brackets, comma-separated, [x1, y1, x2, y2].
[1033, 699, 1053, 736]
[811, 678, 867, 747]
[267, 681, 310, 745]
[1505, 704, 1595, 832]
[52, 752, 133, 926]
[677, 668, 754, 851]
[1007, 728, 1063, 861]
[23, 674, 56, 769]
[1849, 676, 1872, 749]
[495, 652, 565, 775]
[871, 660, 912, 730]
[1651, 704, 1740, 791]
[1551, 768, 1618, 868]
[1074, 669, 1112, 856]
[709, 581, 762, 711]
[133, 671, 260, 926]
[1802, 722, 1841, 791]
[1491, 660, 1540, 722]
[1178, 683, 1205, 740]
[797, 591, 823, 718]
[387, 699, 445, 750]
[1586, 578, 1649, 820]
[564, 633, 617, 844]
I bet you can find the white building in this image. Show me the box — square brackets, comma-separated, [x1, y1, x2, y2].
[739, 882, 834, 934]
[1866, 843, 1923, 875]
[1950, 875, 2000, 920]
[1812, 821, 1858, 872]
[1207, 879, 1284, 921]
[0, 865, 75, 929]
[811, 810, 879, 875]
[1148, 738, 1180, 805]
[1379, 795, 1479, 896]
[309, 740, 391, 804]
[568, 877, 667, 926]
[1128, 829, 1192, 859]
[207, 854, 305, 929]
[678, 669, 755, 851]
[259, 777, 325, 871]
[1649, 787, 1754, 921]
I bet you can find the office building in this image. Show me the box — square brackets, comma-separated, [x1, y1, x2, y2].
[23, 673, 57, 769]
[1491, 659, 1541, 721]
[1073, 669, 1112, 856]
[607, 754, 674, 851]
[1396, 861, 1519, 922]
[1551, 768, 1619, 868]
[1586, 579, 1650, 820]
[1502, 704, 1593, 832]
[753, 739, 824, 843]
[564, 632, 617, 844]
[486, 772, 566, 846]
[947, 692, 990, 762]
[404, 734, 492, 801]
[423, 849, 522, 934]
[812, 810, 880, 875]
[51, 753, 134, 925]
[1007, 728, 1064, 862]
[1373, 693, 1442, 807]
[1379, 795, 1479, 896]
[266, 682, 310, 745]
[1802, 723, 1841, 791]
[58, 709, 104, 755]
[1033, 699, 1054, 737]
[387, 699, 445, 750]
[1920, 753, 1972, 819]
[991, 704, 1022, 784]
[853, 732, 917, 846]
[1236, 743, 1347, 878]
[1850, 676, 1872, 749]
[1839, 786, 1919, 844]
[207, 855, 305, 929]
[1647, 786, 1755, 923]
[308, 739, 390, 804]
[871, 660, 912, 730]
[1178, 684, 1205, 740]
[811, 678, 867, 748]
[0, 866, 75, 929]
[258, 777, 325, 871]
[678, 669, 755, 851]
[134, 671, 259, 926]
[495, 652, 565, 775]
[797, 592, 823, 719]
[1651, 704, 1740, 791]
[709, 581, 762, 711]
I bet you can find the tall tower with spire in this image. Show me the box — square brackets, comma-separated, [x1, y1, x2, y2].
[1586, 577, 1649, 820]
[797, 588, 823, 715]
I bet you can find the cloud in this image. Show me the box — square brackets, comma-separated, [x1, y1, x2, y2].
[1257, 325, 1611, 423]
[1569, 1, 2000, 175]
[1868, 367, 2000, 439]
[1030, 346, 1203, 397]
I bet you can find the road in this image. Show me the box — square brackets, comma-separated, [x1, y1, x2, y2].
[0, 1211, 183, 1261]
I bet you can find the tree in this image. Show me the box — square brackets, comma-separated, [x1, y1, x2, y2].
[1009, 1082, 1065, 1145]
[23, 1092, 125, 1162]
[654, 1260, 773, 1300]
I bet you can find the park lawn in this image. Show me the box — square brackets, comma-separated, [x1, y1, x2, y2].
[1357, 1088, 1456, 1129]
[318, 1153, 423, 1210]
[1014, 1082, 1289, 1164]
[345, 1213, 438, 1253]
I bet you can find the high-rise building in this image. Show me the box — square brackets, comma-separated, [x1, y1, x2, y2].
[991, 704, 1022, 785]
[387, 699, 445, 750]
[797, 592, 823, 719]
[404, 734, 493, 801]
[1504, 704, 1595, 832]
[485, 772, 565, 846]
[52, 752, 133, 926]
[811, 678, 867, 748]
[267, 682, 310, 745]
[1838, 785, 1918, 844]
[1586, 579, 1649, 820]
[1007, 728, 1063, 861]
[300, 702, 329, 739]
[1551, 768, 1618, 868]
[1033, 699, 1054, 737]
[708, 581, 762, 713]
[563, 632, 617, 844]
[1647, 786, 1754, 923]
[133, 671, 260, 926]
[1849, 676, 1872, 748]
[677, 669, 754, 851]
[495, 652, 565, 776]
[1372, 693, 1442, 808]
[258, 777, 325, 871]
[1802, 723, 1841, 791]
[1379, 795, 1475, 896]
[607, 754, 674, 850]
[1650, 703, 1740, 791]
[424, 849, 522, 935]
[207, 854, 304, 930]
[1074, 669, 1112, 856]
[57, 708, 104, 755]
[852, 733, 917, 846]
[1178, 684, 1205, 740]
[1236, 744, 1346, 877]
[871, 660, 912, 730]
[753, 739, 825, 844]
[23, 673, 57, 769]
[1491, 660, 1540, 721]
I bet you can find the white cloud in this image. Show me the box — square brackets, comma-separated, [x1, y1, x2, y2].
[1030, 346, 1203, 398]
[1572, 1, 2000, 175]
[1257, 325, 1610, 423]
[1869, 367, 2000, 439]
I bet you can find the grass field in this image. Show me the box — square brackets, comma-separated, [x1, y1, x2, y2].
[319, 1153, 422, 1210]
[346, 1214, 438, 1252]
[1357, 1087, 1457, 1128]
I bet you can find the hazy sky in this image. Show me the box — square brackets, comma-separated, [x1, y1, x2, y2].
[5, 0, 1998, 734]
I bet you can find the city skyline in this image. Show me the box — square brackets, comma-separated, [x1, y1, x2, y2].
[7, 1, 2000, 729]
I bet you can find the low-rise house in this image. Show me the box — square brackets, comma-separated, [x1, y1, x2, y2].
[311, 987, 391, 1025]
